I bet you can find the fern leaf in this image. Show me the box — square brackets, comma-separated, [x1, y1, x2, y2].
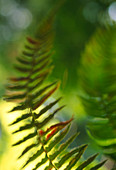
[63, 148, 86, 170]
[76, 154, 98, 170]
[22, 146, 44, 168]
[12, 131, 37, 146]
[9, 113, 31, 125]
[90, 160, 107, 170]
[4, 1, 106, 169]
[12, 122, 34, 134]
[18, 143, 38, 159]
[49, 133, 79, 160]
[32, 156, 48, 170]
[79, 27, 116, 160]
[55, 144, 87, 169]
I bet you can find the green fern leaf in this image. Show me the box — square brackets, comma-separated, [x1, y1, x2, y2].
[79, 27, 116, 160]
[4, 1, 106, 169]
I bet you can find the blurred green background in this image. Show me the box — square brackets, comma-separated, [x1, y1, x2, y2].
[0, 0, 116, 169]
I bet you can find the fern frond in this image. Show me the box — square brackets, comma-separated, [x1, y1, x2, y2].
[79, 27, 116, 160]
[4, 2, 106, 169]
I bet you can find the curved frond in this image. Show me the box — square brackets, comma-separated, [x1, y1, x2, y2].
[4, 2, 106, 169]
[79, 27, 116, 160]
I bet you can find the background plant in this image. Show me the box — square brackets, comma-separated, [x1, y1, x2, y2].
[79, 27, 116, 163]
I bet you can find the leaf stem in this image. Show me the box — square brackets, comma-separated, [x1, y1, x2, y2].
[30, 108, 58, 170]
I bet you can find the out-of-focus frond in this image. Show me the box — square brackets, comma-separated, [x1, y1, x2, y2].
[79, 27, 116, 160]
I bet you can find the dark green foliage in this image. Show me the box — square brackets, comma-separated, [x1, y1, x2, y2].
[4, 2, 106, 170]
[79, 27, 116, 160]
